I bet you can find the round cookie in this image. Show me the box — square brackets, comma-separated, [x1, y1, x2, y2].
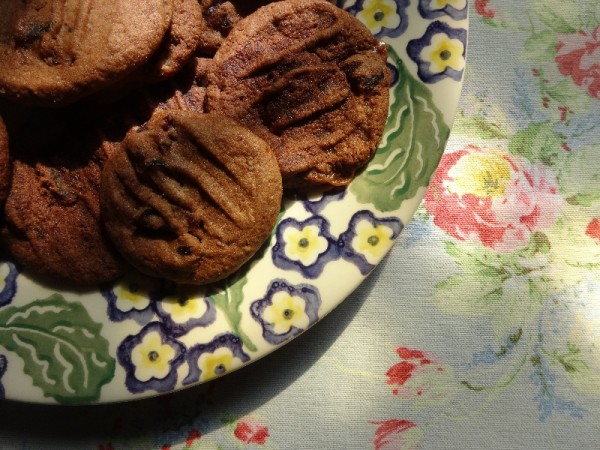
[206, 0, 390, 188]
[0, 116, 10, 204]
[1, 130, 130, 286]
[0, 0, 173, 106]
[138, 0, 205, 83]
[196, 0, 270, 56]
[101, 111, 282, 285]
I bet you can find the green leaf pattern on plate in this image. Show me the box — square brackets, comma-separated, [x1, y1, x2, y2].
[350, 45, 450, 212]
[0, 294, 115, 404]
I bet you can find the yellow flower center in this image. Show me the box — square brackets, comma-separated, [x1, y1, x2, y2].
[431, 0, 467, 10]
[131, 331, 176, 382]
[357, 0, 401, 32]
[263, 292, 310, 335]
[423, 33, 465, 74]
[115, 278, 151, 312]
[199, 347, 237, 382]
[283, 225, 328, 266]
[161, 288, 208, 323]
[448, 151, 513, 198]
[351, 220, 394, 264]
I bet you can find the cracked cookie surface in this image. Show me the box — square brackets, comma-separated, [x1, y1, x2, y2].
[101, 110, 282, 285]
[0, 0, 173, 106]
[206, 0, 390, 188]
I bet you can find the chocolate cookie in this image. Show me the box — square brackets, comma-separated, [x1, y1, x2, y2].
[0, 116, 10, 205]
[101, 111, 282, 285]
[206, 0, 390, 188]
[196, 0, 274, 56]
[1, 128, 129, 286]
[0, 0, 173, 106]
[138, 0, 205, 83]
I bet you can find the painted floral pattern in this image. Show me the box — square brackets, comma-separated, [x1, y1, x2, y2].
[407, 21, 467, 83]
[251, 280, 321, 345]
[339, 211, 403, 274]
[184, 333, 250, 384]
[418, 0, 468, 20]
[343, 0, 410, 38]
[118, 322, 186, 393]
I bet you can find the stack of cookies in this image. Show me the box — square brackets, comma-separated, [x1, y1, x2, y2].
[0, 0, 390, 287]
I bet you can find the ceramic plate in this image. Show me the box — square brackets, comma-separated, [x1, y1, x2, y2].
[0, 0, 468, 404]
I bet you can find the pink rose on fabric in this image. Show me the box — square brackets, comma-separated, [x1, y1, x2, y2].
[586, 218, 600, 241]
[424, 146, 563, 253]
[386, 347, 450, 401]
[555, 27, 600, 100]
[233, 417, 270, 445]
[371, 419, 422, 450]
[474, 0, 496, 19]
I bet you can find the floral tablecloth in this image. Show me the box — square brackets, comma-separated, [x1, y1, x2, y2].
[2, 0, 600, 448]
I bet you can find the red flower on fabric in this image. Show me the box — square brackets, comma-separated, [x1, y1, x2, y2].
[386, 347, 447, 400]
[424, 146, 563, 253]
[474, 0, 495, 19]
[371, 419, 419, 450]
[185, 429, 201, 447]
[586, 218, 600, 241]
[555, 27, 600, 100]
[233, 417, 270, 445]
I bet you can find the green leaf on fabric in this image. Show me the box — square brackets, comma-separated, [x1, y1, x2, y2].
[522, 30, 559, 63]
[508, 121, 564, 166]
[0, 294, 115, 404]
[533, 0, 583, 33]
[546, 342, 588, 375]
[452, 110, 510, 141]
[545, 78, 593, 113]
[559, 145, 600, 204]
[350, 46, 450, 212]
[435, 240, 550, 338]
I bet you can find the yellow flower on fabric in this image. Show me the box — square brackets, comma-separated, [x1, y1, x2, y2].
[283, 225, 328, 266]
[351, 219, 394, 264]
[430, 0, 467, 10]
[262, 291, 310, 335]
[161, 289, 208, 324]
[357, 0, 401, 35]
[131, 331, 177, 382]
[447, 151, 512, 198]
[199, 347, 238, 382]
[421, 33, 465, 75]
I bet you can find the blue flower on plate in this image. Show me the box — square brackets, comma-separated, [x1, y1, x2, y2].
[339, 210, 403, 275]
[418, 0, 468, 20]
[407, 21, 467, 83]
[272, 216, 340, 278]
[101, 272, 165, 323]
[345, 0, 410, 38]
[293, 187, 347, 215]
[0, 355, 7, 399]
[183, 333, 250, 385]
[154, 284, 217, 337]
[118, 322, 186, 394]
[0, 262, 18, 308]
[251, 280, 321, 345]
